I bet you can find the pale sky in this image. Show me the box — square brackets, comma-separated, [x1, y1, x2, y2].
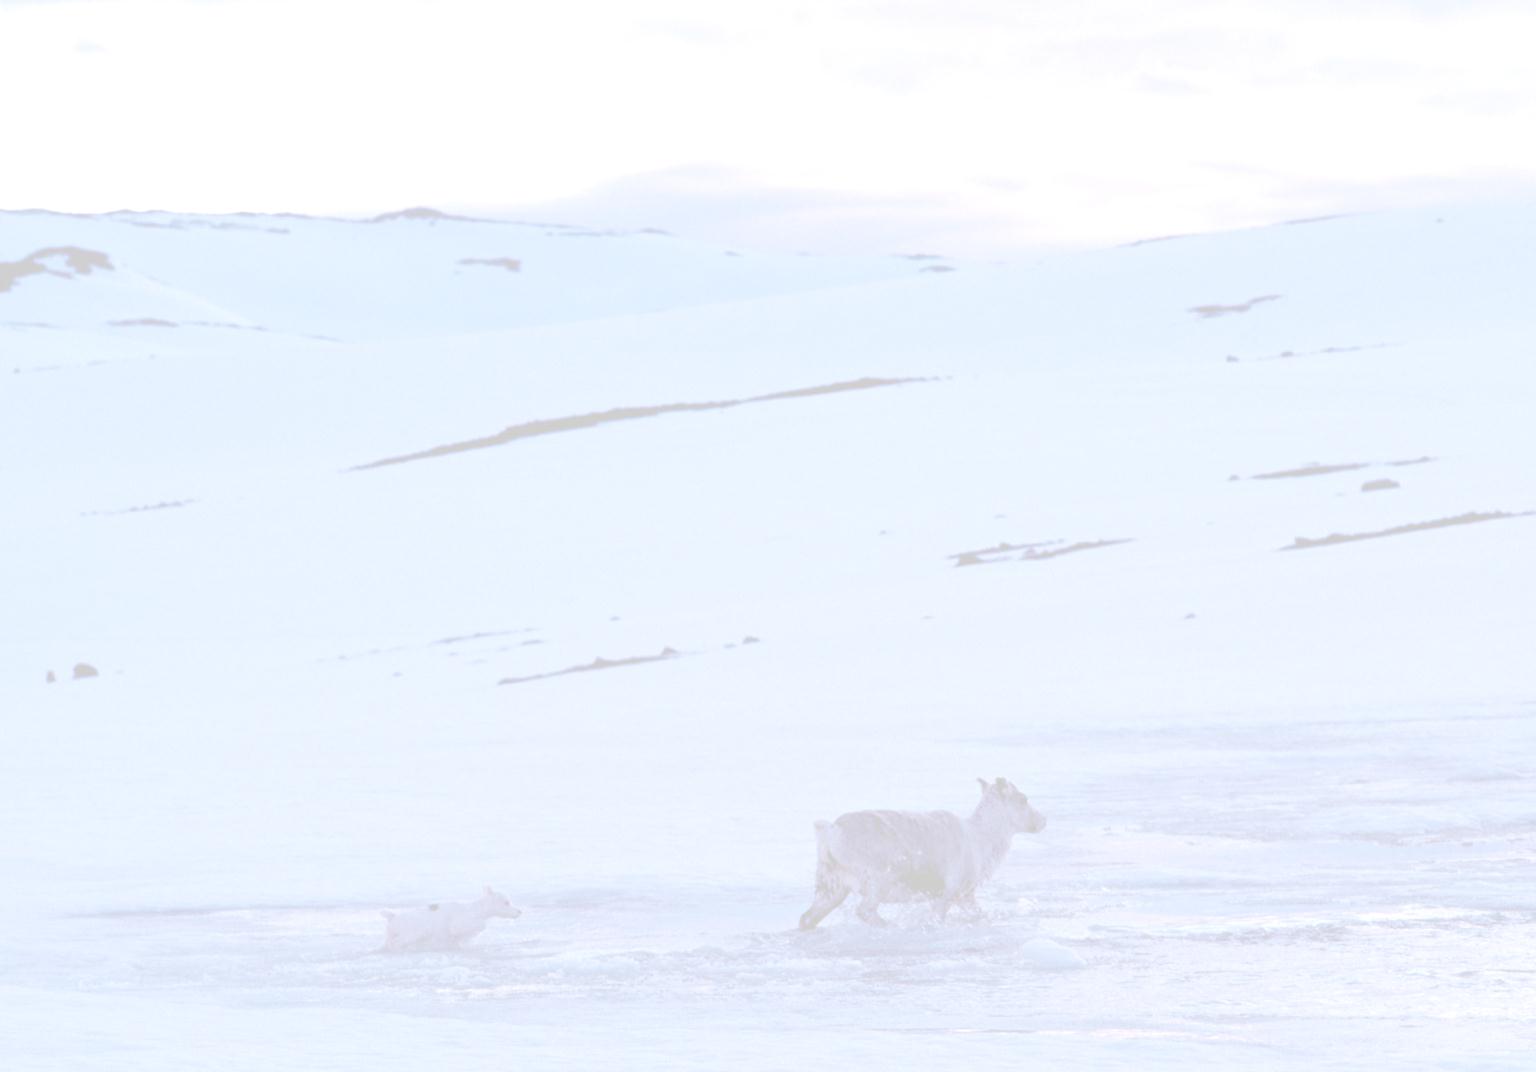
[3, 0, 1534, 254]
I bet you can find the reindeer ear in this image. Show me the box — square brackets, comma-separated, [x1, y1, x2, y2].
[977, 777, 990, 793]
[995, 777, 1008, 789]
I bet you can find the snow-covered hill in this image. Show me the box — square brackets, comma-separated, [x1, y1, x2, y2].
[2, 205, 1532, 1070]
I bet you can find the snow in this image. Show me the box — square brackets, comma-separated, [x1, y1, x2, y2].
[2, 204, 1534, 1069]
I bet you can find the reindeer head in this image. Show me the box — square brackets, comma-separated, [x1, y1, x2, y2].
[481, 886, 523, 919]
[977, 777, 1047, 833]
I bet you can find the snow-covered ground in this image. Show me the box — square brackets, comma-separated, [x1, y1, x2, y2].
[2, 205, 1533, 1069]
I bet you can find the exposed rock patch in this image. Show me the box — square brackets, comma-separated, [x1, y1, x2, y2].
[499, 647, 682, 686]
[1188, 294, 1281, 318]
[951, 538, 1133, 567]
[1282, 511, 1534, 551]
[352, 377, 930, 470]
[1253, 462, 1370, 481]
[458, 257, 521, 273]
[0, 247, 114, 293]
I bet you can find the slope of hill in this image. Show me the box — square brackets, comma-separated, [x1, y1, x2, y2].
[1, 205, 1532, 1071]
[0, 208, 926, 341]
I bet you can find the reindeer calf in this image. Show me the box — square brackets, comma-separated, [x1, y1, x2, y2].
[381, 886, 522, 952]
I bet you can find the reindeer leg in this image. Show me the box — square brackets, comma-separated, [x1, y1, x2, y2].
[804, 866, 854, 927]
[956, 890, 982, 920]
[855, 886, 889, 927]
[799, 882, 850, 930]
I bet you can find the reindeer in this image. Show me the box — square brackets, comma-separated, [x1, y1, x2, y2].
[381, 886, 522, 951]
[798, 778, 1046, 929]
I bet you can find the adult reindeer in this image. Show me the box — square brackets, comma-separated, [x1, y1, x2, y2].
[798, 778, 1046, 929]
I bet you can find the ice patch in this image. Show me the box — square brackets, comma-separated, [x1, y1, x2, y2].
[1018, 937, 1086, 970]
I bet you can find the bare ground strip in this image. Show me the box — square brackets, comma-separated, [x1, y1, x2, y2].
[1281, 511, 1534, 551]
[352, 376, 927, 470]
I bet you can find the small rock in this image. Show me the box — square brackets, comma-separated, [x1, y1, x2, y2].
[72, 663, 99, 679]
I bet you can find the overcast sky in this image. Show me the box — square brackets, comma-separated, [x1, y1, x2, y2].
[3, 0, 1533, 254]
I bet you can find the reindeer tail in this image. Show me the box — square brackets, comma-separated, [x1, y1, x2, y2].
[813, 819, 835, 866]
